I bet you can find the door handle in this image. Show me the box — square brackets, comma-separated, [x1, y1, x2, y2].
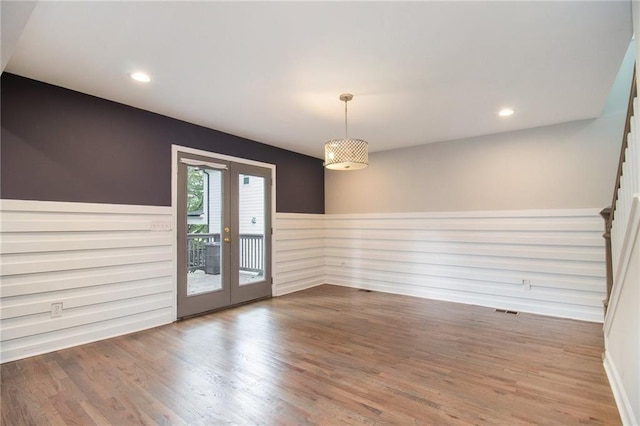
[224, 237, 231, 243]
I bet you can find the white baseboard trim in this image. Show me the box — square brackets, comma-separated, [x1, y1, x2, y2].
[1, 311, 173, 364]
[329, 279, 602, 322]
[604, 350, 638, 426]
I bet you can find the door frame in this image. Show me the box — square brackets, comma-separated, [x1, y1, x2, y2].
[171, 144, 276, 321]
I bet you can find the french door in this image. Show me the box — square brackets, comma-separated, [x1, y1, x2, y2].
[177, 152, 272, 318]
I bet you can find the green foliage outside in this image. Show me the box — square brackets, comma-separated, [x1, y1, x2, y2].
[187, 167, 208, 234]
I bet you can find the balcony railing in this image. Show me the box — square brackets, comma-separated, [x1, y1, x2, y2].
[187, 233, 264, 274]
[238, 234, 264, 273]
[187, 233, 220, 273]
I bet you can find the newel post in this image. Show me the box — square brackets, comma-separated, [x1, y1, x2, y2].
[599, 207, 613, 314]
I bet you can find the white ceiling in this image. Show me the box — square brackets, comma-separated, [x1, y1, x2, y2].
[4, 1, 633, 159]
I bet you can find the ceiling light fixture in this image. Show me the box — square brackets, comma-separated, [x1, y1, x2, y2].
[498, 108, 514, 117]
[324, 93, 368, 171]
[130, 71, 151, 83]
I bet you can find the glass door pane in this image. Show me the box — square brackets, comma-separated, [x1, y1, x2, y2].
[229, 162, 272, 305]
[186, 166, 223, 295]
[237, 174, 265, 286]
[177, 154, 231, 318]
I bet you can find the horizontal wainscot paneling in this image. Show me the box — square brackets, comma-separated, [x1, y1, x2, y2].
[274, 213, 324, 296]
[0, 199, 174, 363]
[325, 209, 607, 322]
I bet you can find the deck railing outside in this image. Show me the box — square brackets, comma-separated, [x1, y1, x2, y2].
[187, 233, 264, 273]
[238, 234, 264, 272]
[187, 233, 220, 273]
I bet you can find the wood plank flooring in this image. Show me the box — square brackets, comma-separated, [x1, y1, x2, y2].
[1, 285, 620, 425]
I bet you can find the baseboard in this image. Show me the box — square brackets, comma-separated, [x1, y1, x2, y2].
[603, 350, 638, 426]
[329, 279, 602, 322]
[1, 312, 173, 364]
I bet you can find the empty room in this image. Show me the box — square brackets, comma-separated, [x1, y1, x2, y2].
[1, 1, 639, 424]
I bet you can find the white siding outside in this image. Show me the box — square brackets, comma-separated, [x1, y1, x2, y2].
[238, 174, 265, 235]
[187, 171, 264, 235]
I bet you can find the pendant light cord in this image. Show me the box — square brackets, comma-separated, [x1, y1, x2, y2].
[344, 99, 349, 139]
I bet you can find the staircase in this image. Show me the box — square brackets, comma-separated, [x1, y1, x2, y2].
[602, 66, 638, 317]
[600, 64, 640, 425]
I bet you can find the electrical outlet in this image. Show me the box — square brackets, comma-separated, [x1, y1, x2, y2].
[51, 302, 63, 318]
[522, 279, 531, 291]
[150, 221, 172, 231]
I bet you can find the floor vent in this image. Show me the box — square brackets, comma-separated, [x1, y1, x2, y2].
[495, 308, 519, 315]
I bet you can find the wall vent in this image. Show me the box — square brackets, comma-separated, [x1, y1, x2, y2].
[495, 308, 519, 315]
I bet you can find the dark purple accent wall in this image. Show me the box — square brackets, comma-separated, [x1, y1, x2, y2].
[1, 73, 324, 213]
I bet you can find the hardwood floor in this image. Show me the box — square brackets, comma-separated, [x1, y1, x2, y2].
[1, 285, 620, 425]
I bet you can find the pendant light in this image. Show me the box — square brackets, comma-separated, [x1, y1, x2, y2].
[324, 93, 369, 170]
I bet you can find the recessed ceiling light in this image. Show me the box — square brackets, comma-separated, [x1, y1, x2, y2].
[130, 71, 151, 83]
[498, 108, 514, 117]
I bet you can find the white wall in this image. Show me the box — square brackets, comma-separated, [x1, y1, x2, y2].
[326, 113, 624, 213]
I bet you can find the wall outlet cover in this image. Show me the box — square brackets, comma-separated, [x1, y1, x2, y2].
[51, 302, 63, 318]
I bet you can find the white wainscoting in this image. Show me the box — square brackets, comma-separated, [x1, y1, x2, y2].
[0, 200, 174, 363]
[273, 213, 324, 296]
[0, 203, 608, 363]
[325, 209, 607, 322]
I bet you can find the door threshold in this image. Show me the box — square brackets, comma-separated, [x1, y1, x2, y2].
[177, 295, 272, 321]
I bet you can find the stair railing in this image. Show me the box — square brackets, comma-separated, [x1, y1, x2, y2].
[602, 65, 637, 314]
